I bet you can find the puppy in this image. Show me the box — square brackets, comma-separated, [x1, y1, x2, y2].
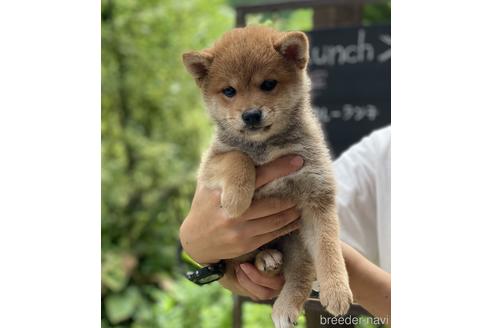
[182, 26, 353, 328]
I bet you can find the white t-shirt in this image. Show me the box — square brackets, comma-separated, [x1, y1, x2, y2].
[334, 126, 391, 272]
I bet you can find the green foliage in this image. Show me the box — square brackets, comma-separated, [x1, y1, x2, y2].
[102, 0, 233, 326]
[141, 278, 233, 328]
[363, 2, 391, 25]
[246, 9, 313, 31]
[106, 286, 143, 324]
[243, 303, 306, 328]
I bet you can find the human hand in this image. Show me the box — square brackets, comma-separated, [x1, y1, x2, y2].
[179, 154, 304, 265]
[233, 262, 285, 301]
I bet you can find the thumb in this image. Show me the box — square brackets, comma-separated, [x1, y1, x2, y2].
[255, 155, 304, 189]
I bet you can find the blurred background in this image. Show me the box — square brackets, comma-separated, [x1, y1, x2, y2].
[101, 0, 390, 327]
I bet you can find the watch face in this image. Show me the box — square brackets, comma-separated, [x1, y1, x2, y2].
[197, 273, 221, 284]
[185, 263, 225, 285]
[181, 251, 225, 285]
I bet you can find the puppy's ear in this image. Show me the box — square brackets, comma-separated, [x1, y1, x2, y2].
[273, 31, 309, 69]
[182, 50, 214, 84]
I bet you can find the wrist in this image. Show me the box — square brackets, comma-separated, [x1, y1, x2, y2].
[179, 218, 219, 265]
[190, 253, 220, 266]
[341, 242, 365, 276]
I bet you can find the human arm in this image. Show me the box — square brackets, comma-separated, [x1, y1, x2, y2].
[228, 241, 391, 321]
[342, 242, 391, 323]
[179, 155, 304, 265]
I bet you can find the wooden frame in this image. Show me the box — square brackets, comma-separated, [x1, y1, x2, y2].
[235, 0, 386, 27]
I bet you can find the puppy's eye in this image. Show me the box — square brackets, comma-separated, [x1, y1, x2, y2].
[260, 80, 277, 91]
[222, 87, 236, 98]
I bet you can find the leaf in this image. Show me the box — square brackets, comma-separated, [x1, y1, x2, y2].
[105, 286, 142, 324]
[102, 252, 129, 292]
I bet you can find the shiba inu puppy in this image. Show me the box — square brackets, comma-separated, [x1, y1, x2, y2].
[182, 26, 353, 328]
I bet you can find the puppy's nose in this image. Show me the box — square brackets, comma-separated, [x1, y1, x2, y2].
[242, 109, 262, 126]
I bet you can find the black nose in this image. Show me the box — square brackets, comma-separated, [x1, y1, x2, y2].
[242, 109, 262, 126]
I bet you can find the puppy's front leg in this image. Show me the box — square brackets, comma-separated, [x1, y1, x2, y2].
[200, 150, 255, 218]
[272, 235, 315, 328]
[302, 203, 353, 316]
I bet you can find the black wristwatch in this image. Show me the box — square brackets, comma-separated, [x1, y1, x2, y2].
[181, 250, 226, 285]
[185, 260, 226, 285]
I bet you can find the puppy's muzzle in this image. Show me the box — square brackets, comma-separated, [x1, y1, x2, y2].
[242, 109, 262, 128]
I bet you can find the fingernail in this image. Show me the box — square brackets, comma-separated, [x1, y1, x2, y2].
[290, 156, 304, 168]
[239, 263, 250, 273]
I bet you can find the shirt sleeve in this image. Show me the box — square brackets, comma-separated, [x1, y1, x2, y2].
[333, 126, 391, 267]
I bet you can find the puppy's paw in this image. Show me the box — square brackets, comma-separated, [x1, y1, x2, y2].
[255, 249, 283, 275]
[319, 281, 353, 316]
[221, 189, 252, 218]
[272, 299, 301, 328]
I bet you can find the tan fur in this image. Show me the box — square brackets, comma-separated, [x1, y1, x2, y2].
[183, 26, 353, 328]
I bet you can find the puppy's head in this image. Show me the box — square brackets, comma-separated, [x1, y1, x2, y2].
[182, 26, 310, 142]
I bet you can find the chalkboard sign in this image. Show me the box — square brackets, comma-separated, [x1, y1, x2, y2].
[307, 25, 391, 157]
